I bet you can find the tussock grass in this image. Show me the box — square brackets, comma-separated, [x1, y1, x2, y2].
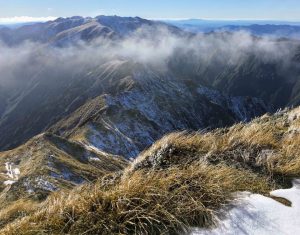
[2, 107, 300, 234]
[0, 200, 40, 229]
[2, 162, 272, 235]
[0, 133, 127, 231]
[133, 109, 300, 181]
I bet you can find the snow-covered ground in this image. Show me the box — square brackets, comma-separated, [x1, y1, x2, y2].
[3, 162, 20, 185]
[24, 177, 58, 193]
[5, 162, 20, 179]
[192, 179, 300, 235]
[4, 180, 17, 186]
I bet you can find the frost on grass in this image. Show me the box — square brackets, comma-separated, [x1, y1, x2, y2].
[24, 177, 58, 193]
[192, 179, 300, 235]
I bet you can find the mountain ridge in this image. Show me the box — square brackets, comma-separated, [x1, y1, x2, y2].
[1, 15, 300, 234]
[1, 15, 300, 154]
[0, 15, 180, 46]
[2, 105, 300, 234]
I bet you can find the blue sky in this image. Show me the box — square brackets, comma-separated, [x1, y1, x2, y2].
[0, 0, 300, 22]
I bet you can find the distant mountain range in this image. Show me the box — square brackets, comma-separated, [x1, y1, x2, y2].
[165, 19, 300, 38]
[0, 16, 180, 46]
[1, 15, 300, 155]
[1, 17, 300, 229]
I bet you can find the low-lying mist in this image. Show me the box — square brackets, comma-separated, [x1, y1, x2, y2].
[0, 26, 299, 91]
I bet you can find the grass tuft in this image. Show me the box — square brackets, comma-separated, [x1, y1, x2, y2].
[3, 107, 300, 234]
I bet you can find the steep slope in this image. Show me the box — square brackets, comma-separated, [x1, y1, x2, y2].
[1, 15, 300, 234]
[52, 20, 117, 46]
[0, 60, 136, 151]
[96, 15, 180, 36]
[0, 86, 7, 118]
[168, 38, 300, 110]
[0, 16, 179, 46]
[0, 16, 88, 45]
[3, 106, 300, 235]
[209, 54, 300, 108]
[48, 62, 267, 158]
[0, 132, 127, 228]
[0, 58, 267, 154]
[1, 16, 300, 156]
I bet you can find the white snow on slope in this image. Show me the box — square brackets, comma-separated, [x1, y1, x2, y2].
[3, 162, 20, 185]
[35, 177, 57, 192]
[5, 162, 20, 179]
[4, 180, 16, 185]
[84, 144, 108, 158]
[192, 179, 300, 235]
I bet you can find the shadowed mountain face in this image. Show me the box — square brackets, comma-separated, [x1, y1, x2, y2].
[169, 51, 300, 109]
[0, 58, 267, 157]
[48, 62, 267, 158]
[1, 16, 300, 232]
[0, 16, 300, 158]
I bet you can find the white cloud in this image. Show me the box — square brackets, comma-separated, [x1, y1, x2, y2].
[0, 16, 57, 24]
[147, 17, 190, 21]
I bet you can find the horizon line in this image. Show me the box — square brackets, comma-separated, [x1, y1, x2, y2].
[1, 16, 300, 24]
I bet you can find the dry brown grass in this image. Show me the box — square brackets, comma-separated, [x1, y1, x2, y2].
[133, 109, 300, 180]
[0, 200, 40, 229]
[2, 161, 273, 235]
[2, 107, 300, 234]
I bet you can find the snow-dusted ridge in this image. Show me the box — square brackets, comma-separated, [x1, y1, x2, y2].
[192, 179, 300, 235]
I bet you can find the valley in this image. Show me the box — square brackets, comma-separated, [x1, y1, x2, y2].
[0, 15, 300, 235]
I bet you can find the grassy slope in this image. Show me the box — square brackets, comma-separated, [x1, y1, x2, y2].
[2, 107, 300, 234]
[0, 133, 127, 230]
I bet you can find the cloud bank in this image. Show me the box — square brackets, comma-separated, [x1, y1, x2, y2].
[0, 26, 299, 91]
[0, 16, 57, 24]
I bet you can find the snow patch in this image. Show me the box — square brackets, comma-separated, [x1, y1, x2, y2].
[288, 107, 300, 121]
[191, 179, 300, 235]
[35, 177, 57, 192]
[84, 143, 108, 157]
[24, 177, 58, 193]
[197, 85, 267, 122]
[4, 180, 16, 185]
[3, 162, 20, 186]
[50, 168, 85, 184]
[89, 157, 101, 161]
[5, 162, 20, 180]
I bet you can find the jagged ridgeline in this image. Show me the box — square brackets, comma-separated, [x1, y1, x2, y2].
[0, 16, 300, 154]
[0, 16, 300, 234]
[2, 107, 300, 234]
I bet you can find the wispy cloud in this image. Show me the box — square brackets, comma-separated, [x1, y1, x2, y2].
[0, 16, 57, 24]
[0, 25, 296, 89]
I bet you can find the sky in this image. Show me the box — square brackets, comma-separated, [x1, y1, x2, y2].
[0, 0, 300, 23]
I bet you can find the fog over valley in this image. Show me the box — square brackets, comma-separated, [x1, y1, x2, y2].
[0, 12, 300, 235]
